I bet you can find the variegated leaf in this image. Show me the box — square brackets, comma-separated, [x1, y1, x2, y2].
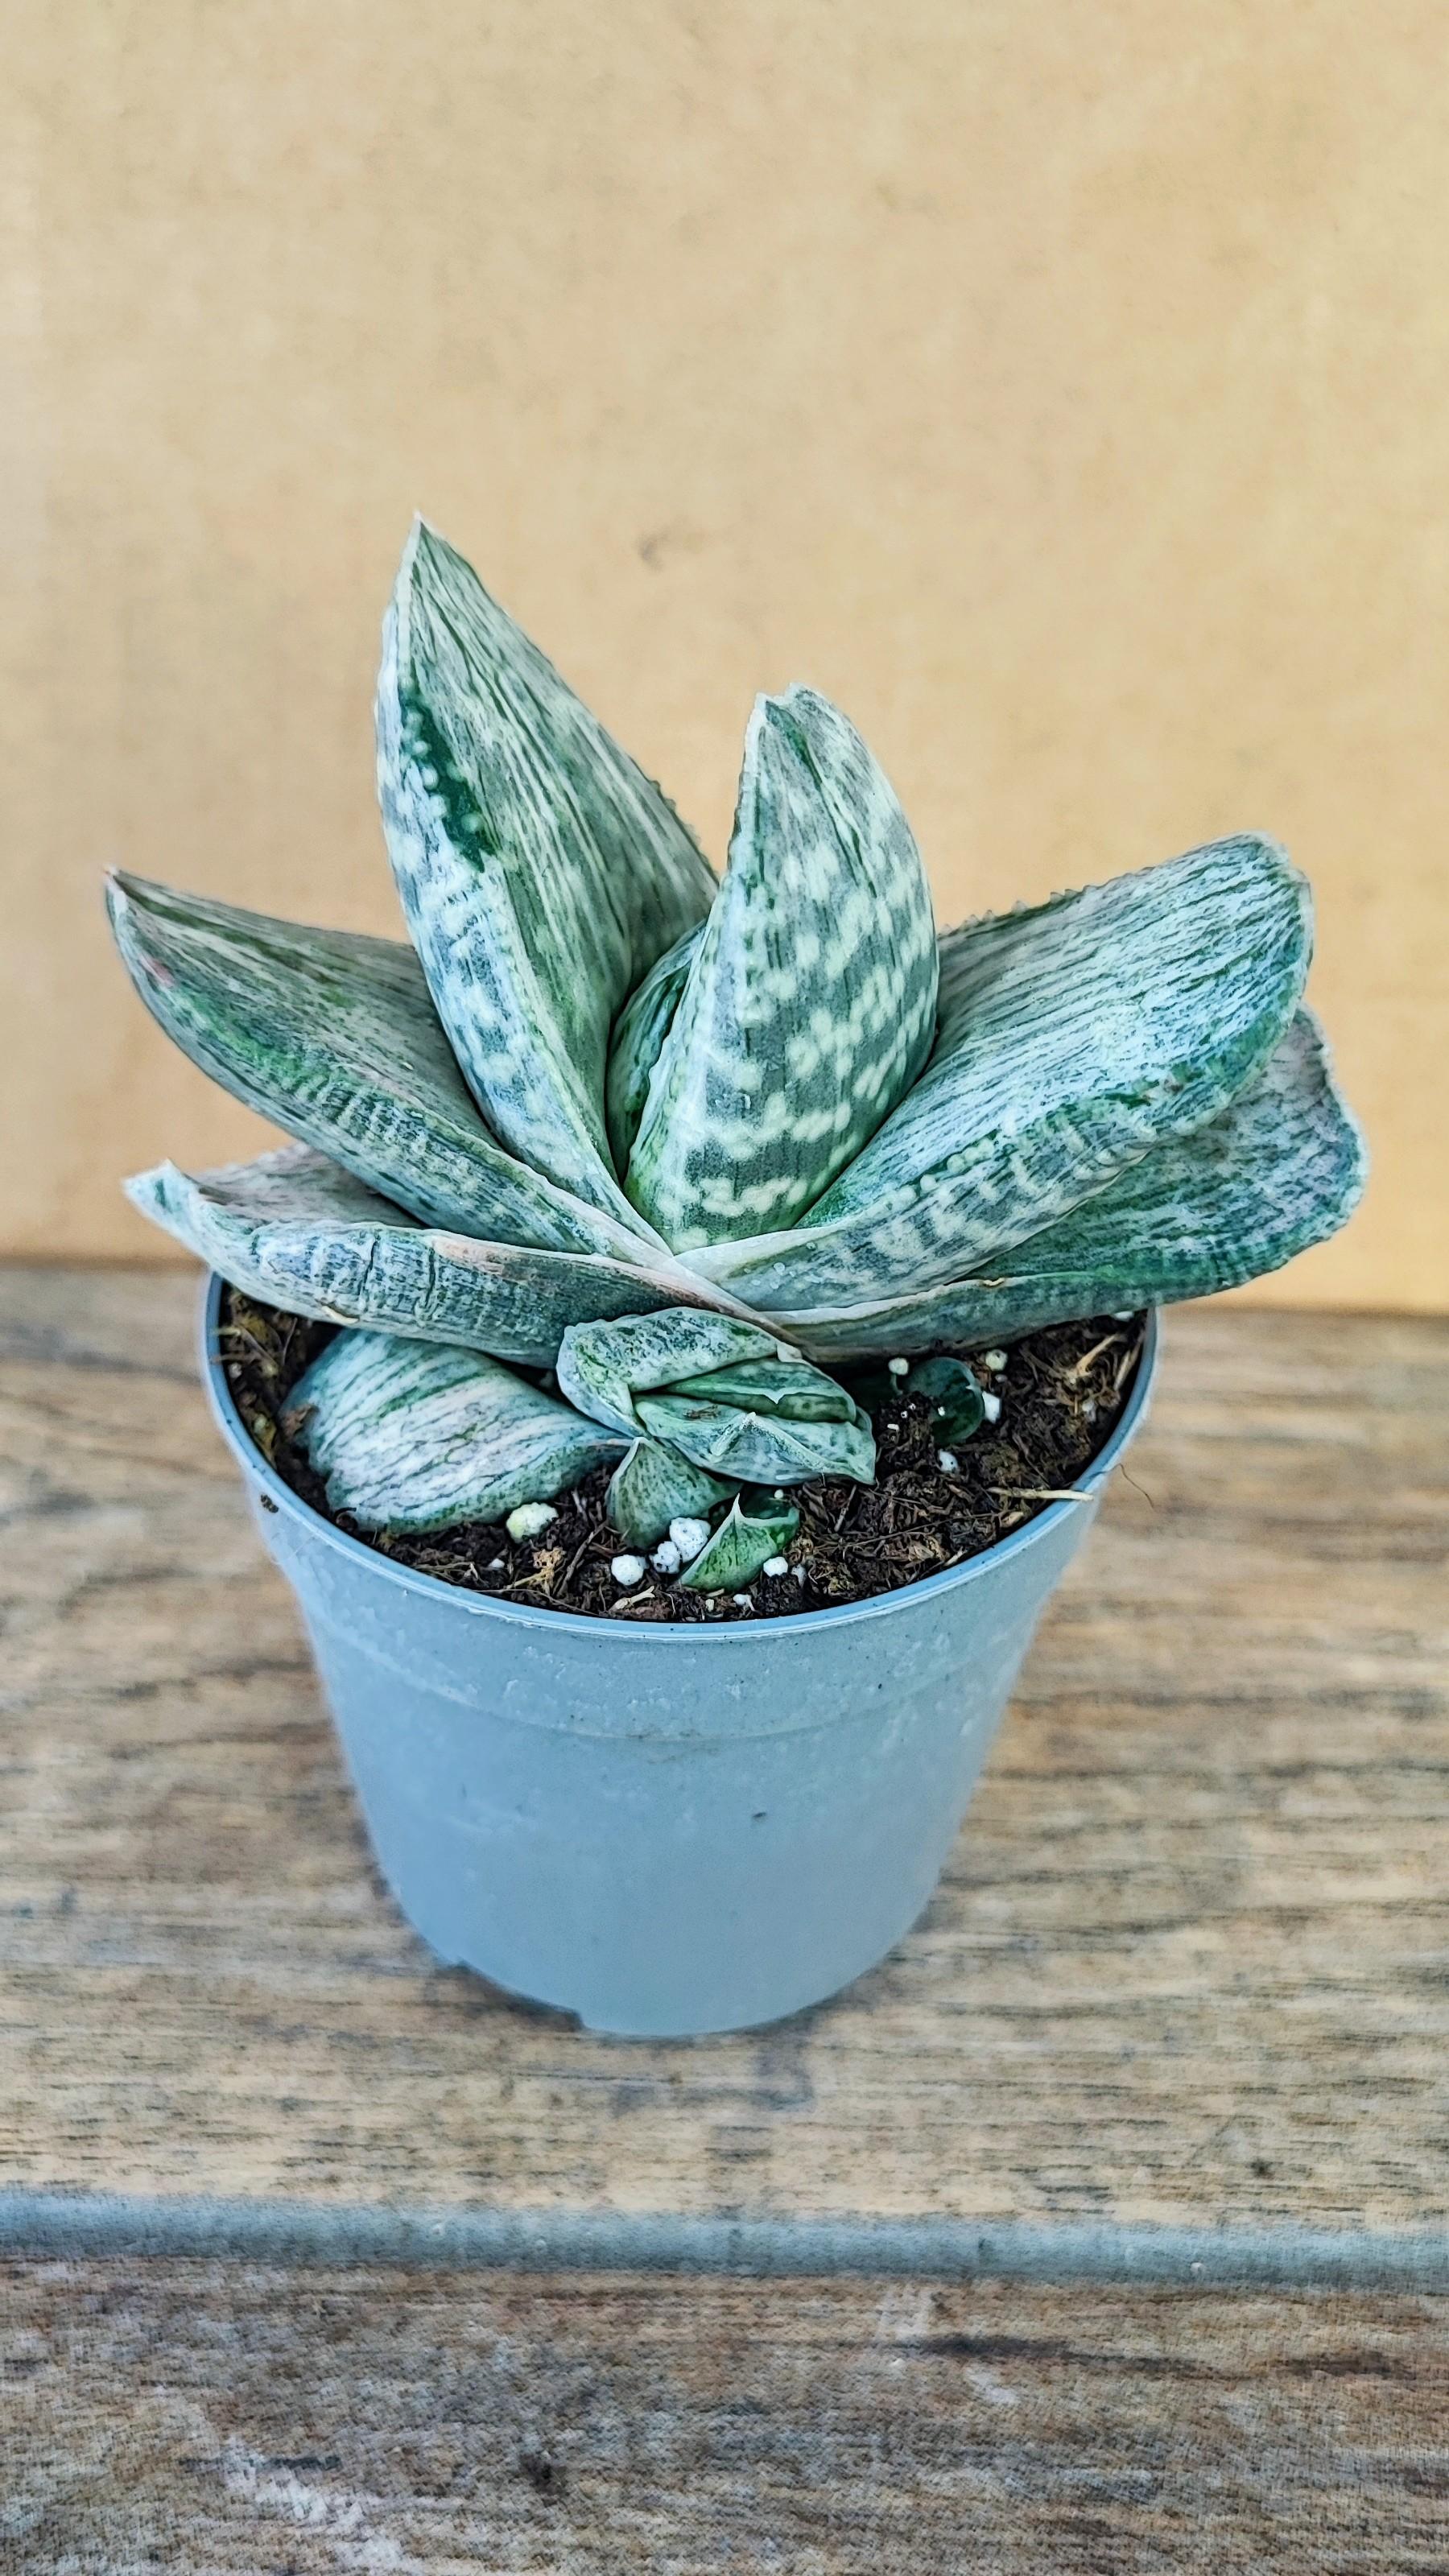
[284, 1331, 624, 1530]
[129, 1144, 731, 1367]
[605, 922, 704, 1173]
[784, 1010, 1364, 1360]
[677, 1494, 801, 1593]
[635, 1389, 875, 1488]
[668, 1356, 857, 1422]
[691, 836, 1312, 1311]
[376, 520, 716, 1223]
[624, 687, 939, 1248]
[556, 1310, 790, 1439]
[605, 1439, 735, 1546]
[107, 873, 645, 1260]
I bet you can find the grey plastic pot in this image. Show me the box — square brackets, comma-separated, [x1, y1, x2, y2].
[202, 1278, 1158, 2037]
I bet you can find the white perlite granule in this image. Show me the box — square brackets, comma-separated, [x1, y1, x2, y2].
[609, 1553, 646, 1587]
[505, 1501, 557, 1542]
[667, 1517, 712, 1563]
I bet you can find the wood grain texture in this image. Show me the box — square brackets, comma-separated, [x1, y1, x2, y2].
[3, 2264, 1446, 2573]
[2, 1270, 1446, 2224]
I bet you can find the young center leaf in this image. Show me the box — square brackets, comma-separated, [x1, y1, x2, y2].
[690, 836, 1313, 1312]
[283, 1332, 625, 1530]
[605, 921, 704, 1174]
[784, 1010, 1364, 1360]
[623, 687, 939, 1249]
[377, 521, 716, 1226]
[129, 1145, 737, 1367]
[107, 873, 644, 1261]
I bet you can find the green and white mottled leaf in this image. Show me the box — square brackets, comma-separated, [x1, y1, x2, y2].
[676, 1494, 801, 1594]
[284, 1331, 625, 1530]
[667, 1356, 857, 1422]
[605, 923, 704, 1173]
[107, 873, 644, 1260]
[636, 1389, 875, 1488]
[558, 1307, 869, 1481]
[377, 521, 716, 1224]
[624, 687, 939, 1249]
[910, 1357, 987, 1443]
[691, 836, 1312, 1312]
[784, 1011, 1364, 1360]
[556, 1310, 791, 1439]
[605, 1439, 735, 1547]
[128, 1144, 733, 1367]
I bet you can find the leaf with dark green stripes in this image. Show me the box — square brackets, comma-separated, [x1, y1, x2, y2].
[624, 687, 939, 1248]
[605, 1439, 735, 1546]
[782, 1011, 1364, 1360]
[283, 1331, 624, 1530]
[676, 1494, 802, 1593]
[691, 836, 1313, 1312]
[128, 1144, 737, 1366]
[376, 520, 716, 1223]
[107, 873, 646, 1260]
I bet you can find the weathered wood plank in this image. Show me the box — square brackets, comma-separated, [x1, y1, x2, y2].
[3, 2262, 1445, 2573]
[1, 1269, 1446, 2223]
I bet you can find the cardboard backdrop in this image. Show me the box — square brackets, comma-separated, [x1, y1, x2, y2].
[6, 1, 1446, 1304]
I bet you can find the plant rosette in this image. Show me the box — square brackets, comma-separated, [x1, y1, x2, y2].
[113, 518, 1363, 2032]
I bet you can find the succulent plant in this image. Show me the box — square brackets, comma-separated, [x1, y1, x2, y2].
[110, 520, 1364, 1584]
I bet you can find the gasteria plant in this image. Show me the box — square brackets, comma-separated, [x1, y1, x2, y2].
[110, 522, 1364, 1589]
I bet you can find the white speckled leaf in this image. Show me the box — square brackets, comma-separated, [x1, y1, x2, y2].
[691, 836, 1312, 1311]
[107, 873, 643, 1261]
[667, 1357, 857, 1422]
[637, 1388, 876, 1488]
[283, 1331, 624, 1531]
[605, 923, 705, 1172]
[128, 1144, 728, 1367]
[783, 1011, 1364, 1360]
[624, 688, 939, 1249]
[377, 521, 716, 1224]
[676, 1495, 802, 1593]
[605, 1439, 735, 1546]
[556, 1310, 789, 1439]
[556, 1305, 868, 1481]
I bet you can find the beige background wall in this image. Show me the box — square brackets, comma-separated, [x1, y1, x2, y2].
[5, 2, 1446, 1302]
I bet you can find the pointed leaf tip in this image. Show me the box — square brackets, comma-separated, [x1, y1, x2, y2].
[625, 684, 938, 1248]
[377, 521, 715, 1228]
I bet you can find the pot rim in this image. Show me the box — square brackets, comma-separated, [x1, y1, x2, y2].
[200, 1273, 1159, 1644]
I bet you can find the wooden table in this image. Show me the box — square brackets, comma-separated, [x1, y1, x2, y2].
[2, 1269, 1446, 2570]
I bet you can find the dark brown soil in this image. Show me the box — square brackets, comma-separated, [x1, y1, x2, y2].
[219, 1292, 1146, 1624]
